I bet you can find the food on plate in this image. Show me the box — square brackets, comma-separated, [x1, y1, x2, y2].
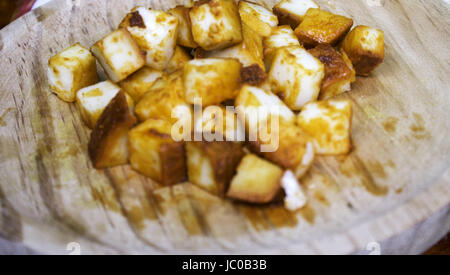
[340, 25, 385, 76]
[129, 119, 187, 185]
[226, 154, 284, 204]
[169, 5, 198, 48]
[135, 71, 192, 123]
[273, 0, 319, 29]
[189, 0, 243, 51]
[47, 43, 98, 102]
[119, 7, 179, 70]
[294, 8, 353, 48]
[183, 58, 242, 106]
[91, 28, 145, 82]
[119, 66, 164, 102]
[297, 99, 353, 155]
[263, 25, 301, 70]
[186, 141, 245, 196]
[88, 92, 137, 169]
[238, 0, 278, 38]
[48, 0, 386, 211]
[308, 44, 356, 100]
[268, 46, 325, 110]
[76, 80, 133, 129]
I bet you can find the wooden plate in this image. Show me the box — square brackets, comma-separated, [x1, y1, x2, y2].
[0, 0, 449, 254]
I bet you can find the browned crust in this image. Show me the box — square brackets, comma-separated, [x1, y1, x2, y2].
[241, 64, 267, 86]
[194, 141, 245, 196]
[273, 7, 301, 30]
[129, 11, 146, 28]
[159, 142, 188, 186]
[88, 91, 137, 168]
[308, 44, 353, 97]
[351, 51, 384, 76]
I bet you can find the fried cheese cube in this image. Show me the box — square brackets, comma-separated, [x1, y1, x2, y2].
[119, 7, 179, 70]
[239, 1, 278, 37]
[194, 105, 246, 142]
[268, 46, 325, 111]
[184, 58, 242, 106]
[119, 66, 164, 102]
[226, 154, 284, 204]
[263, 25, 301, 70]
[294, 9, 353, 48]
[340, 25, 385, 76]
[76, 81, 129, 129]
[47, 43, 98, 102]
[165, 46, 192, 74]
[205, 23, 265, 70]
[135, 71, 192, 123]
[308, 44, 356, 100]
[190, 0, 243, 51]
[297, 99, 353, 155]
[169, 5, 198, 48]
[273, 0, 319, 29]
[235, 85, 295, 131]
[88, 92, 136, 168]
[91, 28, 145, 83]
[248, 120, 315, 179]
[129, 119, 187, 185]
[186, 141, 245, 196]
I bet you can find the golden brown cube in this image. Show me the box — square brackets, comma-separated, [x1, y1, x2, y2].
[273, 0, 319, 29]
[205, 23, 265, 70]
[239, 1, 278, 38]
[135, 71, 192, 123]
[165, 46, 192, 74]
[227, 154, 284, 204]
[119, 66, 164, 102]
[76, 81, 128, 129]
[308, 44, 356, 100]
[47, 43, 98, 102]
[88, 91, 136, 169]
[169, 5, 198, 48]
[268, 46, 325, 110]
[263, 25, 301, 71]
[248, 120, 315, 179]
[340, 25, 385, 76]
[129, 119, 187, 185]
[91, 28, 145, 83]
[235, 84, 295, 131]
[294, 9, 353, 48]
[190, 0, 243, 51]
[119, 7, 179, 70]
[297, 99, 353, 155]
[186, 141, 245, 196]
[184, 58, 242, 106]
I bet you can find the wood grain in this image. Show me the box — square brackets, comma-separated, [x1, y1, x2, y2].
[0, 0, 449, 254]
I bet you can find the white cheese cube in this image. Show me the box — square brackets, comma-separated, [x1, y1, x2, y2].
[119, 7, 179, 70]
[268, 46, 324, 110]
[47, 43, 98, 102]
[297, 99, 353, 155]
[91, 28, 145, 83]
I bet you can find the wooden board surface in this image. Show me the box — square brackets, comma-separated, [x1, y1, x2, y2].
[0, 0, 449, 254]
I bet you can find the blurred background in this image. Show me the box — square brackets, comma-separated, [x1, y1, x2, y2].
[0, 0, 448, 255]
